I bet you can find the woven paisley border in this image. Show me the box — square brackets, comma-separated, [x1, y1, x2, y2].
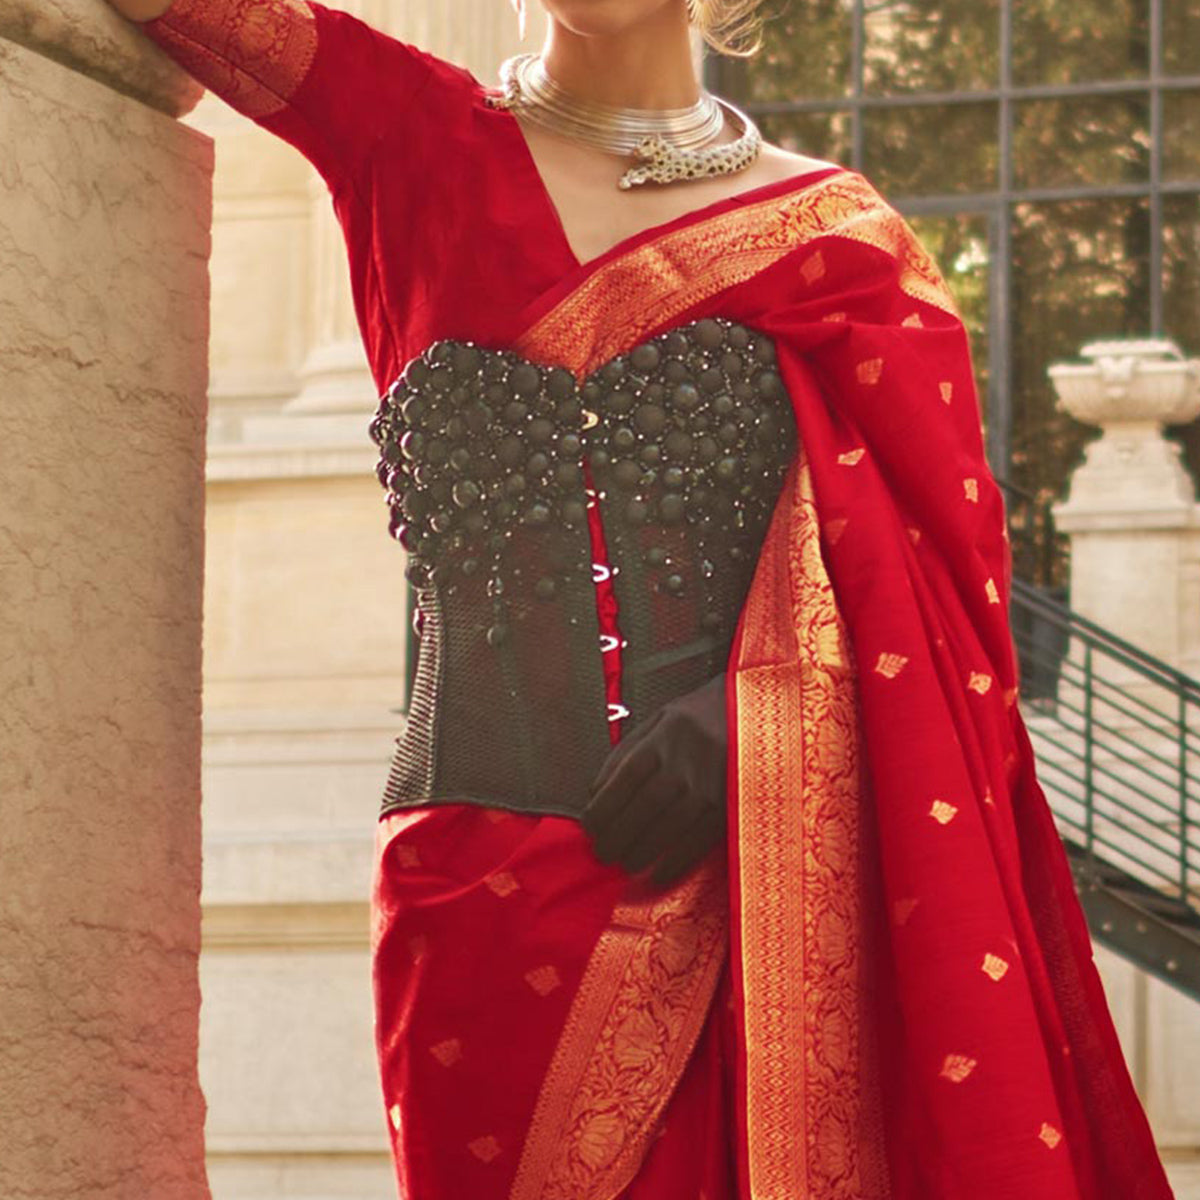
[144, 0, 318, 121]
[507, 862, 728, 1200]
[513, 169, 958, 379]
[734, 447, 890, 1198]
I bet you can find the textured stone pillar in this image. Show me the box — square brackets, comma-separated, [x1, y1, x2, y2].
[0, 2, 212, 1197]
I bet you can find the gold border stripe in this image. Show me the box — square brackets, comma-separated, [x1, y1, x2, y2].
[508, 864, 728, 1200]
[514, 171, 958, 379]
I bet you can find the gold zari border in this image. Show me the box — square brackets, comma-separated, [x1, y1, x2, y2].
[146, 0, 318, 121]
[514, 170, 959, 379]
[734, 448, 890, 1198]
[508, 863, 728, 1200]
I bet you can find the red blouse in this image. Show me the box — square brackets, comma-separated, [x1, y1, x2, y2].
[141, 0, 635, 741]
[142, 0, 587, 393]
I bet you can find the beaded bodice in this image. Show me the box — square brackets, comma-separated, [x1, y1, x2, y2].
[368, 316, 797, 819]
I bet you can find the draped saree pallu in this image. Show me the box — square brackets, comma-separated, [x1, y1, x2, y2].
[371, 167, 1176, 1200]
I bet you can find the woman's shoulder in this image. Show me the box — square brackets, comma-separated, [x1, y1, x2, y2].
[755, 141, 843, 180]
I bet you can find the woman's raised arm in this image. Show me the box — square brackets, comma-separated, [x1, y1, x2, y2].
[106, 0, 441, 193]
[103, 0, 173, 20]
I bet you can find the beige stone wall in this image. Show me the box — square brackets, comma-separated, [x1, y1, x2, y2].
[0, 4, 212, 1197]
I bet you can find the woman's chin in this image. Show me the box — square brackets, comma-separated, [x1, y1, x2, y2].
[541, 0, 678, 39]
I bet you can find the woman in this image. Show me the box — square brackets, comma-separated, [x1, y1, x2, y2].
[108, 0, 1177, 1196]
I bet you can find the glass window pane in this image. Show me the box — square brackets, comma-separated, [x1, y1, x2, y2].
[722, 0, 853, 102]
[863, 102, 999, 195]
[1010, 198, 1152, 505]
[759, 110, 854, 167]
[1162, 194, 1200, 479]
[1013, 0, 1150, 85]
[908, 214, 992, 421]
[1165, 91, 1200, 182]
[1164, 0, 1200, 76]
[863, 0, 1000, 94]
[1014, 94, 1151, 189]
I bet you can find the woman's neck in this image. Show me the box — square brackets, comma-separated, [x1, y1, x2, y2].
[539, 6, 702, 110]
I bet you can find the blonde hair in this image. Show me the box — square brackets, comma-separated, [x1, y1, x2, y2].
[687, 0, 770, 58]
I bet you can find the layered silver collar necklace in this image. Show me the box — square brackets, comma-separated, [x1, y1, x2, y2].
[486, 53, 762, 190]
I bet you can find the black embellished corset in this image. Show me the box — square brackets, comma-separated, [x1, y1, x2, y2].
[367, 317, 798, 820]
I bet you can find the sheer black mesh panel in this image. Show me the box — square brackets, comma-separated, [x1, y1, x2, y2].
[367, 317, 797, 820]
[588, 318, 797, 735]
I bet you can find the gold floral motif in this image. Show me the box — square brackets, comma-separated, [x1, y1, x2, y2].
[929, 799, 958, 825]
[147, 0, 319, 121]
[967, 672, 993, 695]
[940, 381, 954, 404]
[802, 251, 827, 284]
[824, 311, 849, 323]
[963, 477, 980, 503]
[514, 171, 958, 376]
[981, 953, 1010, 982]
[837, 448, 866, 466]
[507, 866, 727, 1200]
[525, 965, 563, 996]
[986, 578, 1001, 605]
[389, 1103, 402, 1131]
[393, 843, 421, 868]
[470, 1135, 504, 1164]
[430, 1038, 463, 1067]
[1038, 1122, 1063, 1150]
[485, 870, 521, 897]
[856, 358, 885, 386]
[902, 312, 925, 328]
[939, 1053, 978, 1083]
[874, 652, 909, 680]
[575, 1113, 624, 1171]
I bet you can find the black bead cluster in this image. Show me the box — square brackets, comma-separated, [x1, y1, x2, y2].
[367, 318, 795, 647]
[580, 317, 794, 624]
[368, 340, 596, 645]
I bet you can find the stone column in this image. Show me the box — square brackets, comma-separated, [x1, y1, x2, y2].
[1050, 338, 1200, 676]
[0, 2, 212, 1198]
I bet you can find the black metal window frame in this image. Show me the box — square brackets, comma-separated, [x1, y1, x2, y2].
[705, 0, 1200, 474]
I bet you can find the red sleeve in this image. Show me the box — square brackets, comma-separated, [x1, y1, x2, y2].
[140, 0, 439, 193]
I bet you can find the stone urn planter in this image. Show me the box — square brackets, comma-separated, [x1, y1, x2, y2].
[1050, 339, 1200, 513]
[1050, 338, 1200, 679]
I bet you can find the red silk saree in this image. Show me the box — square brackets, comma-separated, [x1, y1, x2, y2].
[371, 167, 1176, 1200]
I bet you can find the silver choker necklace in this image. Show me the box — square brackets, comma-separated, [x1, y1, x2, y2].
[486, 53, 762, 190]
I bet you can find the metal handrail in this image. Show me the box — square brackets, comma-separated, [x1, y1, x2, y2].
[1014, 579, 1200, 698]
[1010, 578, 1200, 909]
